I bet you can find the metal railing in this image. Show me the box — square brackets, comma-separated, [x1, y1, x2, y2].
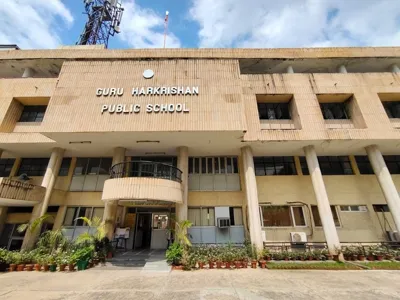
[110, 160, 182, 183]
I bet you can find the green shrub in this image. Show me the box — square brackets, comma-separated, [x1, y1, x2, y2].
[166, 243, 183, 265]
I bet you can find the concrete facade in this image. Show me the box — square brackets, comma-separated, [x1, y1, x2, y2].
[0, 46, 400, 251]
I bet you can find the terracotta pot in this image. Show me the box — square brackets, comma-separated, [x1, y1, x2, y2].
[251, 260, 257, 269]
[367, 255, 375, 261]
[326, 255, 333, 260]
[17, 264, 25, 271]
[376, 255, 383, 261]
[225, 262, 231, 269]
[43, 264, 50, 272]
[259, 260, 266, 269]
[208, 261, 214, 269]
[172, 265, 183, 271]
[234, 261, 241, 269]
[59, 264, 67, 272]
[300, 257, 305, 261]
[242, 261, 248, 268]
[352, 255, 358, 261]
[266, 256, 271, 262]
[26, 264, 33, 271]
[68, 264, 75, 271]
[34, 264, 41, 271]
[386, 255, 393, 260]
[284, 258, 289, 261]
[308, 257, 313, 261]
[9, 264, 17, 272]
[107, 252, 113, 259]
[216, 262, 223, 269]
[358, 255, 365, 261]
[333, 255, 339, 261]
[198, 262, 205, 269]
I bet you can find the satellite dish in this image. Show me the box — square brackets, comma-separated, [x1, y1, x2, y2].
[18, 173, 30, 182]
[166, 11, 169, 16]
[114, 25, 121, 33]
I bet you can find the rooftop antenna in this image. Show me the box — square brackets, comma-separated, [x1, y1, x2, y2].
[77, 0, 124, 48]
[164, 11, 169, 48]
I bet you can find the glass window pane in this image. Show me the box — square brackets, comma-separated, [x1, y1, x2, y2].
[74, 158, 89, 175]
[226, 157, 233, 174]
[311, 206, 322, 227]
[207, 157, 213, 174]
[208, 208, 215, 226]
[214, 157, 220, 174]
[331, 206, 340, 226]
[188, 208, 201, 226]
[99, 158, 112, 175]
[232, 157, 238, 173]
[201, 158, 206, 174]
[189, 158, 193, 174]
[92, 208, 104, 221]
[220, 157, 226, 174]
[87, 158, 101, 175]
[292, 207, 306, 226]
[194, 158, 200, 174]
[233, 208, 243, 226]
[64, 208, 77, 226]
[261, 206, 291, 227]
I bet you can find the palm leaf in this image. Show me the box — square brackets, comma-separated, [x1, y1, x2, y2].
[75, 216, 92, 227]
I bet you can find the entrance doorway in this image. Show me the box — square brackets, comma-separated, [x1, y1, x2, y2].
[134, 213, 152, 249]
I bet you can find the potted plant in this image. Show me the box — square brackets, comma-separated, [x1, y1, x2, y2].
[262, 249, 271, 262]
[312, 250, 322, 261]
[23, 252, 34, 271]
[13, 252, 25, 271]
[0, 249, 8, 272]
[41, 255, 50, 272]
[356, 246, 365, 261]
[34, 254, 42, 272]
[386, 249, 395, 260]
[198, 255, 206, 269]
[57, 253, 68, 272]
[216, 251, 223, 269]
[322, 249, 332, 260]
[375, 246, 385, 261]
[367, 246, 376, 261]
[49, 254, 57, 272]
[8, 251, 17, 272]
[67, 254, 76, 272]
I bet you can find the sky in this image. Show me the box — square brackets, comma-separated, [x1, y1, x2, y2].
[0, 0, 399, 50]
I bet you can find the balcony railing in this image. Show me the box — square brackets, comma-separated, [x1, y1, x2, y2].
[0, 178, 45, 203]
[110, 161, 182, 183]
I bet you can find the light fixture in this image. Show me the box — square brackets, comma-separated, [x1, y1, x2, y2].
[145, 152, 166, 155]
[136, 140, 160, 143]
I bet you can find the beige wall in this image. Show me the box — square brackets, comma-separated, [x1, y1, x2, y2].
[188, 191, 245, 207]
[257, 174, 399, 243]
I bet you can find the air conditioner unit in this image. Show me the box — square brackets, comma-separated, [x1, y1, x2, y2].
[217, 218, 230, 228]
[290, 232, 307, 243]
[387, 231, 400, 242]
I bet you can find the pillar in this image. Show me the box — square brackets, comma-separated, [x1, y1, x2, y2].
[176, 146, 189, 222]
[0, 207, 8, 237]
[286, 65, 294, 74]
[53, 206, 67, 230]
[390, 64, 400, 73]
[337, 65, 347, 74]
[241, 146, 263, 250]
[22, 147, 64, 250]
[303, 145, 341, 255]
[366, 145, 400, 232]
[22, 67, 35, 78]
[103, 147, 126, 240]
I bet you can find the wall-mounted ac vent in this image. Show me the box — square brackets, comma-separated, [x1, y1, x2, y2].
[217, 218, 230, 228]
[290, 232, 307, 243]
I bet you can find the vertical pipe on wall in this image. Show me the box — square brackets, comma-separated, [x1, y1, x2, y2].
[337, 65, 347, 74]
[286, 65, 294, 74]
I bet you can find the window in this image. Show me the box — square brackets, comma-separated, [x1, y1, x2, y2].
[320, 102, 349, 120]
[311, 205, 340, 227]
[63, 207, 104, 227]
[318, 156, 353, 175]
[383, 156, 400, 174]
[299, 157, 309, 175]
[260, 205, 306, 227]
[340, 205, 368, 212]
[17, 158, 49, 176]
[254, 157, 297, 176]
[257, 103, 290, 120]
[188, 157, 240, 191]
[229, 207, 243, 226]
[188, 207, 215, 226]
[0, 158, 15, 177]
[383, 101, 400, 118]
[58, 158, 71, 176]
[189, 157, 238, 174]
[73, 157, 112, 175]
[355, 156, 374, 174]
[373, 204, 390, 212]
[18, 105, 47, 122]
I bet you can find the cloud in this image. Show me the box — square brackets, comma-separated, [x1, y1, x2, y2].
[0, 0, 73, 49]
[119, 0, 181, 48]
[189, 0, 400, 48]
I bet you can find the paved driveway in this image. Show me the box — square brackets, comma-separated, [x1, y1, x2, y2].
[1, 268, 400, 299]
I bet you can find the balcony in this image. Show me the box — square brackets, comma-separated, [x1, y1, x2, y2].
[0, 178, 45, 206]
[102, 161, 183, 204]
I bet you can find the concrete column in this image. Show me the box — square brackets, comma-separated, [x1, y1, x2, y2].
[349, 155, 360, 175]
[286, 65, 294, 74]
[337, 65, 347, 74]
[22, 67, 35, 78]
[9, 157, 21, 177]
[241, 146, 263, 250]
[22, 147, 64, 250]
[303, 145, 341, 255]
[366, 145, 400, 232]
[53, 206, 67, 230]
[103, 147, 126, 240]
[0, 207, 8, 237]
[176, 146, 189, 222]
[390, 64, 400, 73]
